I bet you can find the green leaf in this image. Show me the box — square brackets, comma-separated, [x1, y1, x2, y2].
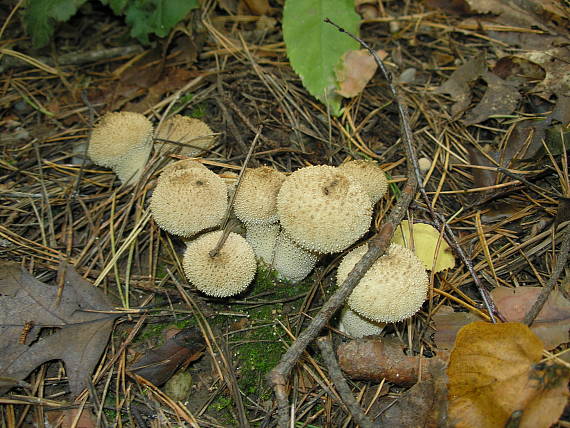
[283, 0, 360, 116]
[23, 0, 88, 48]
[100, 0, 129, 14]
[125, 0, 199, 44]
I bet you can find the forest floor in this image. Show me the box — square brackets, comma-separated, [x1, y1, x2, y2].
[1, 0, 570, 427]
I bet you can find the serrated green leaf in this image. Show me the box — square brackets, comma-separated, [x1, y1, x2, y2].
[283, 0, 359, 116]
[125, 0, 199, 45]
[23, 0, 87, 48]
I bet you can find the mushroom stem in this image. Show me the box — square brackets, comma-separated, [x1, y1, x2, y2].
[209, 127, 262, 258]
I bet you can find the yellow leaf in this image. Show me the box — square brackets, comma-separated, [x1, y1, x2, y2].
[392, 220, 455, 272]
[448, 321, 569, 428]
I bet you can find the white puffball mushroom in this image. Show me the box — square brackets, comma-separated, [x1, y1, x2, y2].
[233, 166, 286, 225]
[339, 159, 388, 204]
[155, 115, 215, 156]
[338, 306, 386, 338]
[273, 232, 319, 282]
[88, 111, 154, 184]
[245, 223, 280, 264]
[338, 243, 429, 323]
[183, 231, 256, 297]
[418, 157, 432, 174]
[150, 160, 227, 237]
[277, 165, 372, 253]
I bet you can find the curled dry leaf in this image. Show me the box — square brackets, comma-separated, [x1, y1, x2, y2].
[337, 336, 448, 386]
[491, 286, 570, 350]
[336, 49, 387, 98]
[448, 321, 570, 428]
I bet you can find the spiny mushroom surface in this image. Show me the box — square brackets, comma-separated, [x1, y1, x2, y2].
[150, 160, 227, 237]
[339, 159, 388, 204]
[233, 166, 286, 225]
[273, 231, 318, 282]
[245, 223, 280, 264]
[277, 165, 372, 253]
[183, 231, 256, 297]
[155, 115, 214, 156]
[338, 243, 428, 323]
[338, 306, 385, 338]
[88, 111, 154, 184]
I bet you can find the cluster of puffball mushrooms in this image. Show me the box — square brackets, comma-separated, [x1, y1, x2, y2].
[88, 111, 433, 339]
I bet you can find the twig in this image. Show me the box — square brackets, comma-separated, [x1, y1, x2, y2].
[268, 19, 418, 427]
[316, 336, 376, 428]
[523, 222, 570, 325]
[209, 127, 262, 257]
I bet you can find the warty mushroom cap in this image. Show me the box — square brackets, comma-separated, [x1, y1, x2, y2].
[339, 159, 388, 204]
[273, 231, 318, 282]
[183, 231, 256, 297]
[245, 222, 280, 264]
[155, 115, 214, 156]
[277, 165, 372, 253]
[233, 166, 286, 225]
[88, 111, 154, 183]
[338, 243, 429, 323]
[150, 161, 228, 237]
[338, 306, 386, 338]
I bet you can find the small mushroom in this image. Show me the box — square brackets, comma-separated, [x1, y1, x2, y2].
[150, 160, 227, 237]
[233, 166, 286, 225]
[245, 222, 280, 264]
[88, 111, 154, 184]
[338, 243, 429, 323]
[272, 231, 318, 282]
[339, 159, 388, 205]
[277, 165, 372, 253]
[183, 231, 257, 297]
[155, 115, 215, 156]
[338, 306, 385, 338]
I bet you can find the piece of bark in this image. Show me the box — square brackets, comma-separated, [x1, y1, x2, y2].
[337, 337, 448, 386]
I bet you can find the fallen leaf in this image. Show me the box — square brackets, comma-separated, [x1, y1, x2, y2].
[47, 408, 98, 428]
[432, 306, 480, 350]
[491, 286, 570, 350]
[335, 49, 387, 98]
[128, 326, 205, 386]
[376, 360, 448, 427]
[391, 220, 455, 272]
[0, 262, 119, 397]
[517, 48, 570, 98]
[448, 321, 570, 428]
[337, 337, 448, 386]
[243, 0, 270, 15]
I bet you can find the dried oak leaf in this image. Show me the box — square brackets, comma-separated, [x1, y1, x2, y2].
[128, 326, 205, 386]
[0, 262, 119, 397]
[448, 321, 570, 428]
[492, 286, 570, 350]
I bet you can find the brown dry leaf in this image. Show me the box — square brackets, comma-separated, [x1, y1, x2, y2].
[0, 262, 119, 397]
[432, 306, 480, 350]
[491, 286, 570, 350]
[517, 48, 570, 98]
[376, 360, 448, 428]
[448, 321, 570, 428]
[336, 49, 387, 98]
[47, 408, 97, 428]
[337, 337, 448, 386]
[128, 326, 205, 386]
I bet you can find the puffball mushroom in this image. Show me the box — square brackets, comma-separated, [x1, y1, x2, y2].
[88, 111, 154, 184]
[150, 160, 228, 237]
[245, 223, 280, 264]
[155, 115, 215, 156]
[277, 165, 372, 253]
[338, 243, 429, 323]
[273, 232, 318, 282]
[233, 166, 286, 225]
[339, 159, 388, 205]
[183, 231, 256, 297]
[338, 306, 386, 338]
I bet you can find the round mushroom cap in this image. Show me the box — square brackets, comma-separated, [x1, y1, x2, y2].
[339, 160, 388, 204]
[233, 166, 286, 225]
[150, 163, 228, 237]
[338, 306, 385, 338]
[162, 158, 207, 175]
[277, 165, 372, 253]
[273, 232, 318, 282]
[112, 142, 153, 184]
[338, 243, 428, 323]
[183, 231, 256, 297]
[245, 223, 280, 264]
[88, 112, 153, 168]
[155, 115, 214, 156]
